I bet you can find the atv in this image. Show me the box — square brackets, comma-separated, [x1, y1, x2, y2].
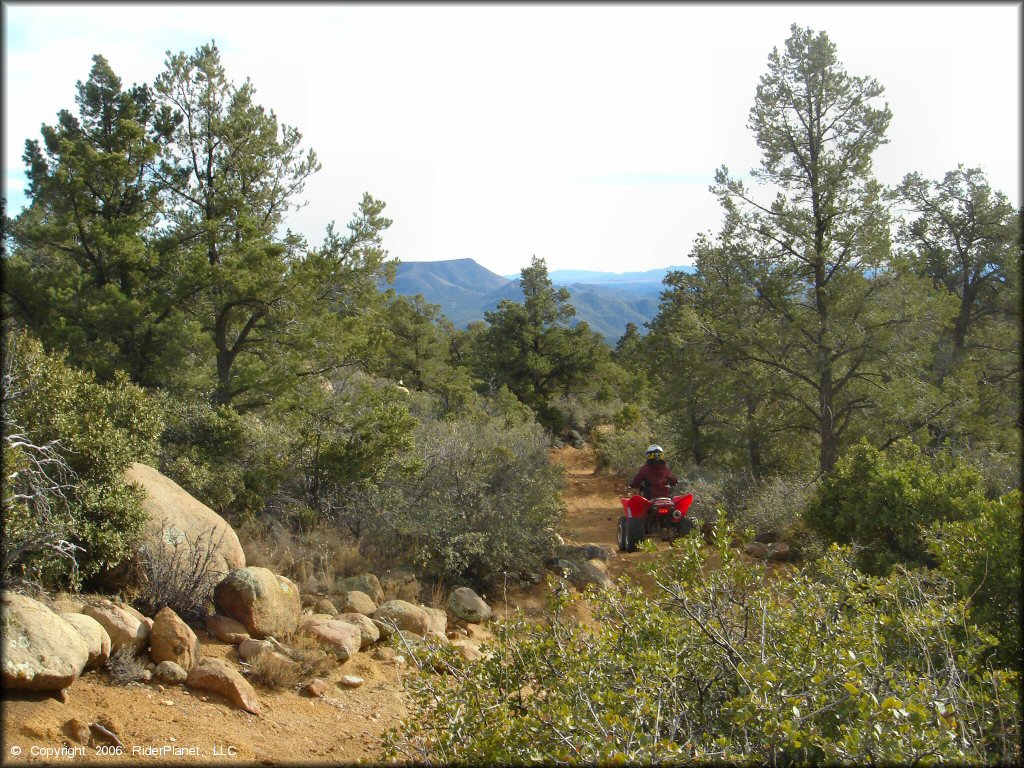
[617, 491, 695, 552]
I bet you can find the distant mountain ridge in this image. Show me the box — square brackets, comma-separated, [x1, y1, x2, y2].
[390, 259, 693, 342]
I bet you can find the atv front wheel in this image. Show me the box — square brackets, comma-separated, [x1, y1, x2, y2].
[617, 516, 641, 552]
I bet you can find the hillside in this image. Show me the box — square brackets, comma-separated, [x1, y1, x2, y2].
[391, 259, 686, 341]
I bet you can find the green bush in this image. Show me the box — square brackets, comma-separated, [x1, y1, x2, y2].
[803, 439, 987, 574]
[2, 334, 162, 587]
[926, 489, 1022, 668]
[369, 412, 564, 589]
[387, 520, 1020, 765]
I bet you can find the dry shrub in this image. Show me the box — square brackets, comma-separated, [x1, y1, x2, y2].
[239, 520, 370, 591]
[247, 651, 303, 690]
[133, 523, 224, 620]
[105, 646, 148, 686]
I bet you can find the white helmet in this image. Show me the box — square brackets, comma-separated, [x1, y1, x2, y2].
[645, 444, 665, 461]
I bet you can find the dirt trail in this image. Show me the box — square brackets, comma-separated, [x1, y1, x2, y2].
[0, 445, 663, 765]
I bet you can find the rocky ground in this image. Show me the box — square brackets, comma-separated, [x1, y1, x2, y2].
[1, 445, 772, 765]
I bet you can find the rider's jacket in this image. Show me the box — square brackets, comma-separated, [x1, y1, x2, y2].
[630, 460, 678, 499]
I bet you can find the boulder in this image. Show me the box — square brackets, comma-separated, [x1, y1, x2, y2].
[214, 567, 300, 639]
[237, 638, 275, 661]
[567, 429, 585, 449]
[82, 599, 149, 654]
[61, 612, 111, 670]
[313, 597, 338, 616]
[339, 590, 377, 616]
[154, 660, 187, 685]
[125, 462, 245, 578]
[374, 600, 430, 637]
[380, 568, 421, 602]
[754, 530, 780, 544]
[425, 629, 449, 645]
[448, 587, 492, 623]
[301, 619, 361, 661]
[2, 592, 90, 690]
[334, 613, 380, 650]
[423, 606, 447, 636]
[149, 607, 200, 671]
[205, 614, 249, 645]
[567, 561, 615, 592]
[450, 639, 483, 663]
[562, 543, 615, 561]
[371, 618, 393, 640]
[186, 658, 260, 714]
[334, 574, 384, 604]
[768, 542, 791, 562]
[303, 678, 329, 697]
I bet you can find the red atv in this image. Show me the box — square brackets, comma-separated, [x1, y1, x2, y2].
[617, 491, 695, 552]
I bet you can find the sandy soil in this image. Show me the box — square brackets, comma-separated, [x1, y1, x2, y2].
[1, 444, 764, 766]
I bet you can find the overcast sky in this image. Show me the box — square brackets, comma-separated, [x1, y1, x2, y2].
[3, 2, 1020, 276]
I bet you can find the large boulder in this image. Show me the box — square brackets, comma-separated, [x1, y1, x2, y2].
[380, 568, 421, 602]
[334, 613, 380, 650]
[82, 599, 149, 654]
[186, 658, 260, 714]
[61, 613, 111, 670]
[339, 590, 376, 616]
[125, 462, 245, 578]
[373, 600, 430, 637]
[2, 592, 90, 690]
[334, 575, 383, 604]
[214, 567, 300, 639]
[149, 607, 200, 671]
[448, 587, 492, 623]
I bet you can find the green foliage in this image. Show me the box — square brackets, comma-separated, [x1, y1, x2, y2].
[478, 256, 609, 432]
[926, 490, 1022, 668]
[388, 522, 1019, 765]
[2, 334, 162, 587]
[369, 412, 564, 589]
[804, 439, 987, 574]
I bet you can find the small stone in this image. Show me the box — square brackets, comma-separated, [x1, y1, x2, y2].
[156, 684, 165, 692]
[162, 699, 175, 706]
[63, 718, 91, 745]
[140, 669, 152, 682]
[155, 660, 188, 685]
[303, 678, 329, 697]
[339, 675, 364, 688]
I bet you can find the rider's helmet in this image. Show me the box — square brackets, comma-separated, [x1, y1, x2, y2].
[645, 444, 665, 462]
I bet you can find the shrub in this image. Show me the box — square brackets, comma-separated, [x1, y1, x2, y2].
[387, 521, 1020, 765]
[366, 413, 564, 590]
[803, 439, 987, 574]
[132, 524, 225, 621]
[926, 489, 1022, 668]
[105, 646, 148, 686]
[2, 333, 162, 588]
[246, 651, 304, 690]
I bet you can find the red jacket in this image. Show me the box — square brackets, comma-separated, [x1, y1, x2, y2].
[630, 461, 678, 499]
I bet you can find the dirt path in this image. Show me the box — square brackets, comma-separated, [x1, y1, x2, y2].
[0, 445, 668, 765]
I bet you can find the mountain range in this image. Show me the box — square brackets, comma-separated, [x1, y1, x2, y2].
[389, 259, 694, 342]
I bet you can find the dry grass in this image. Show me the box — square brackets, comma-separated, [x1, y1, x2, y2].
[238, 521, 374, 592]
[247, 651, 304, 690]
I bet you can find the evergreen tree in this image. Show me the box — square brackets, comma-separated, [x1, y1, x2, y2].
[3, 55, 190, 385]
[706, 25, 942, 473]
[479, 257, 607, 430]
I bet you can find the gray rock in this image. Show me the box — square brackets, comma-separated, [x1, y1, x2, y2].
[237, 638, 275, 661]
[154, 660, 187, 685]
[2, 592, 90, 690]
[374, 600, 430, 637]
[334, 574, 384, 604]
[448, 587, 492, 623]
[380, 568, 421, 602]
[334, 613, 380, 650]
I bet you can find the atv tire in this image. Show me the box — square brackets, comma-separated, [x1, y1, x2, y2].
[675, 517, 694, 537]
[617, 516, 643, 553]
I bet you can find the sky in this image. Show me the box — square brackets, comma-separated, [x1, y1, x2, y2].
[2, 2, 1020, 277]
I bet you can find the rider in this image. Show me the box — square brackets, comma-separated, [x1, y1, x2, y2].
[630, 444, 678, 500]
